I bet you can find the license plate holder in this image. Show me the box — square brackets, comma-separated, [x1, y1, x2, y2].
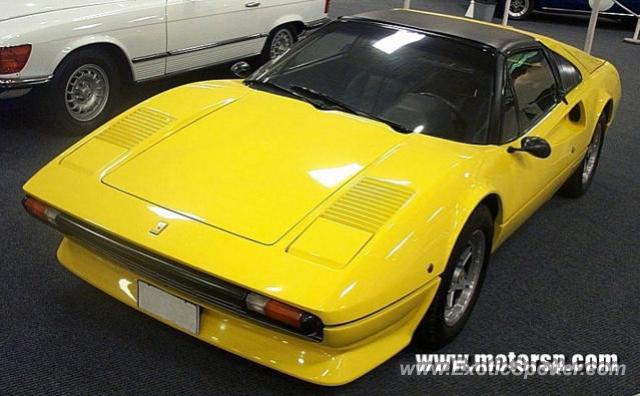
[137, 281, 200, 334]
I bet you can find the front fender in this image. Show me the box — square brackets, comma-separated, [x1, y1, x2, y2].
[0, 2, 165, 80]
[270, 14, 306, 31]
[49, 35, 133, 75]
[311, 136, 496, 324]
[267, 0, 327, 32]
[592, 62, 621, 130]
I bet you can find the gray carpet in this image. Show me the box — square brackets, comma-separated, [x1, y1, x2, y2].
[1, 1, 639, 394]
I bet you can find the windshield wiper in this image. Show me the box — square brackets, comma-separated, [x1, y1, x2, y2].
[244, 79, 315, 106]
[289, 85, 414, 133]
[246, 81, 413, 133]
[290, 85, 357, 112]
[244, 79, 295, 97]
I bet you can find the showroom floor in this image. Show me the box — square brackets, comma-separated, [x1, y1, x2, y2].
[2, 1, 639, 394]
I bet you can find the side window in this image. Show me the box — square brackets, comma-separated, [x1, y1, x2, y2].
[549, 50, 582, 93]
[285, 29, 356, 67]
[505, 50, 558, 135]
[502, 76, 520, 143]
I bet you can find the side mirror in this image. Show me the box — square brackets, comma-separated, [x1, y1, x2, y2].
[231, 61, 252, 78]
[507, 136, 551, 159]
[557, 90, 569, 105]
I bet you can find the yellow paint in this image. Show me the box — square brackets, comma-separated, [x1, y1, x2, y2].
[288, 218, 372, 269]
[57, 237, 439, 386]
[23, 12, 621, 385]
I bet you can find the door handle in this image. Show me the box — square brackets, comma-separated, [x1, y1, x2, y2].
[245, 2, 261, 7]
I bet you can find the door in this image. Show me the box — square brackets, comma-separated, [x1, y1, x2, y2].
[165, 0, 267, 74]
[492, 48, 586, 228]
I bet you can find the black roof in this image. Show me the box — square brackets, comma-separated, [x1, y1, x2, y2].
[346, 9, 538, 54]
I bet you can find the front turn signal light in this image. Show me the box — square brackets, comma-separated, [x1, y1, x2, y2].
[22, 196, 59, 225]
[0, 45, 32, 74]
[245, 292, 322, 335]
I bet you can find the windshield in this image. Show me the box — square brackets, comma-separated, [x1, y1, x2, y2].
[248, 20, 496, 144]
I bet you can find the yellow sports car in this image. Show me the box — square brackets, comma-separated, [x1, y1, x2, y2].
[23, 9, 620, 386]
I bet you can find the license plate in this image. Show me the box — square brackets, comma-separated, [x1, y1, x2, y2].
[137, 281, 200, 334]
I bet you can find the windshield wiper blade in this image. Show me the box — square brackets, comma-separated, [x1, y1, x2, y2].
[244, 79, 294, 96]
[289, 85, 413, 133]
[289, 85, 357, 113]
[366, 116, 414, 133]
[244, 79, 316, 105]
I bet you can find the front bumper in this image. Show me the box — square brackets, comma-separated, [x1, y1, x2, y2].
[0, 75, 51, 99]
[304, 17, 331, 30]
[300, 17, 332, 39]
[56, 237, 439, 385]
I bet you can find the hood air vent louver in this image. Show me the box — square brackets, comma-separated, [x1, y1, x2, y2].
[321, 177, 414, 233]
[96, 107, 175, 150]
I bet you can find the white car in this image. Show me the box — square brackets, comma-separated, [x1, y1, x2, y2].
[0, 0, 329, 132]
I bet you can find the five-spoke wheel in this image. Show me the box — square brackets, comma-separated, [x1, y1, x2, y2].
[444, 230, 486, 327]
[415, 205, 494, 349]
[560, 117, 606, 198]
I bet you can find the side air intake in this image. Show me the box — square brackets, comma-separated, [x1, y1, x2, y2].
[96, 107, 175, 149]
[321, 177, 414, 233]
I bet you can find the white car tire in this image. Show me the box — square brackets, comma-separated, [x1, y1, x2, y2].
[44, 48, 123, 134]
[263, 26, 298, 62]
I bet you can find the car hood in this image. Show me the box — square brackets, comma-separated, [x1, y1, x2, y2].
[0, 0, 126, 22]
[102, 89, 405, 245]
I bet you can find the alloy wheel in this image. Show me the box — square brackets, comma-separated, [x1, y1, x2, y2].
[582, 129, 603, 185]
[444, 230, 486, 327]
[65, 64, 110, 122]
[270, 29, 294, 60]
[510, 0, 530, 18]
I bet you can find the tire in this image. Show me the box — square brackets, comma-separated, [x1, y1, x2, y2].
[508, 0, 535, 20]
[43, 48, 123, 135]
[414, 205, 494, 349]
[559, 118, 605, 198]
[262, 25, 297, 62]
